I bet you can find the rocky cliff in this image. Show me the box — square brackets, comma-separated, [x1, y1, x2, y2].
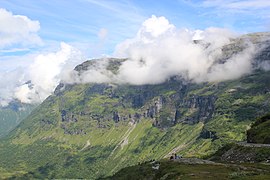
[0, 33, 270, 179]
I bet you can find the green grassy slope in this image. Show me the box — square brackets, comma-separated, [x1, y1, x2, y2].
[106, 159, 270, 180]
[210, 143, 270, 163]
[0, 69, 269, 179]
[178, 71, 270, 157]
[0, 103, 36, 138]
[247, 113, 270, 144]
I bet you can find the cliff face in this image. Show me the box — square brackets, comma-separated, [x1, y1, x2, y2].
[53, 79, 218, 135]
[0, 33, 270, 179]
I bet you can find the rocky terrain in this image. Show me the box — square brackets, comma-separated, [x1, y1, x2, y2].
[0, 33, 269, 179]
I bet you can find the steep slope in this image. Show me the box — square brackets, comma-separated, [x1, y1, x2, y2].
[247, 113, 270, 144]
[0, 33, 270, 179]
[209, 142, 270, 163]
[209, 112, 270, 163]
[0, 102, 36, 138]
[106, 159, 270, 180]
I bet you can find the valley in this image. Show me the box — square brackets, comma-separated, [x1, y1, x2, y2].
[0, 33, 270, 179]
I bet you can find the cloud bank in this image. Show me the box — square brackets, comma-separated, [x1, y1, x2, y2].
[68, 15, 261, 86]
[0, 8, 86, 106]
[0, 43, 83, 106]
[114, 17, 242, 84]
[1, 15, 268, 106]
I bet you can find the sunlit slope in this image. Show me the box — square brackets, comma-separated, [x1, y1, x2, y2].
[0, 68, 269, 179]
[0, 33, 270, 178]
[0, 102, 36, 138]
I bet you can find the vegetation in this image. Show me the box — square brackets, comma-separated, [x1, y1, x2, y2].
[0, 57, 269, 179]
[247, 113, 270, 144]
[106, 159, 270, 180]
[0, 103, 36, 138]
[209, 143, 270, 162]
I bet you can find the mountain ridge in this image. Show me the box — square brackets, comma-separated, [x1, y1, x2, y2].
[0, 32, 270, 179]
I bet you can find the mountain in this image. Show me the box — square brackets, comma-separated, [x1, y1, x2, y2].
[0, 101, 36, 138]
[0, 33, 270, 179]
[106, 158, 270, 179]
[247, 113, 270, 144]
[109, 120, 270, 180]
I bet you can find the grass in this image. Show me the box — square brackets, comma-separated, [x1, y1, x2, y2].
[0, 104, 36, 138]
[209, 143, 270, 163]
[0, 69, 269, 179]
[106, 160, 270, 180]
[247, 113, 270, 144]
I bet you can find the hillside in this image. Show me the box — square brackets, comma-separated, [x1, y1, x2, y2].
[107, 114, 270, 179]
[106, 159, 270, 180]
[247, 113, 270, 144]
[0, 33, 270, 179]
[0, 102, 36, 138]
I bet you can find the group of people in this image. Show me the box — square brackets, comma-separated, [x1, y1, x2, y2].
[170, 153, 182, 160]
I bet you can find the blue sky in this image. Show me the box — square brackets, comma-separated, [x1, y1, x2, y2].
[0, 0, 270, 106]
[1, 0, 270, 58]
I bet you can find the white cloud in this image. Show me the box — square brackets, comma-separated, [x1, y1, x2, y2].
[14, 84, 33, 104]
[74, 15, 258, 85]
[112, 16, 250, 85]
[0, 43, 83, 106]
[0, 68, 24, 106]
[0, 9, 87, 106]
[1, 14, 266, 106]
[199, 27, 236, 47]
[207, 45, 256, 81]
[0, 8, 42, 48]
[115, 15, 176, 57]
[138, 15, 175, 42]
